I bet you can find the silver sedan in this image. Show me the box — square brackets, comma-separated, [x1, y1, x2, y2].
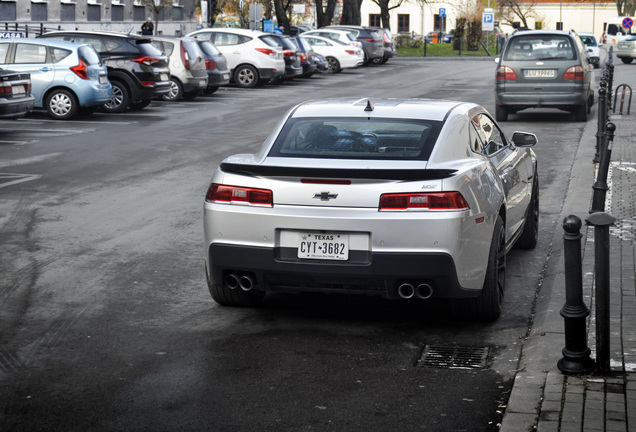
[203, 98, 539, 321]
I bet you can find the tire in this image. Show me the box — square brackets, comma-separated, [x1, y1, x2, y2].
[182, 89, 200, 100]
[495, 105, 508, 122]
[371, 57, 382, 65]
[206, 268, 265, 307]
[326, 57, 340, 73]
[620, 58, 633, 64]
[102, 81, 130, 113]
[453, 215, 505, 321]
[163, 78, 183, 101]
[574, 100, 588, 122]
[515, 175, 539, 249]
[128, 99, 152, 111]
[203, 86, 219, 95]
[234, 65, 259, 88]
[44, 89, 78, 120]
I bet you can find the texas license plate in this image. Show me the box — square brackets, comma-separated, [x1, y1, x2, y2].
[524, 69, 555, 78]
[298, 233, 349, 260]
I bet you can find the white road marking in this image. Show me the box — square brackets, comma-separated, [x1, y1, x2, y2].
[0, 152, 64, 168]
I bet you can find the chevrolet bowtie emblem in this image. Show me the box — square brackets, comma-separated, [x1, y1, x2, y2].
[313, 192, 338, 201]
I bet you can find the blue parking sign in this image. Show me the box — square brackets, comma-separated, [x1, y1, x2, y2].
[439, 8, 445, 18]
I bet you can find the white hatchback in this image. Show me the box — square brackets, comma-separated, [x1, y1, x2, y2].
[300, 35, 364, 73]
[187, 28, 285, 88]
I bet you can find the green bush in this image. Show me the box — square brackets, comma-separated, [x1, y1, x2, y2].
[395, 34, 423, 49]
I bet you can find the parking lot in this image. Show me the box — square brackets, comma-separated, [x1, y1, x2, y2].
[0, 58, 593, 431]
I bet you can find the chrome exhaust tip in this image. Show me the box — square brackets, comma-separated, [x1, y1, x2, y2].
[416, 283, 434, 300]
[397, 283, 415, 299]
[224, 273, 239, 290]
[239, 275, 256, 292]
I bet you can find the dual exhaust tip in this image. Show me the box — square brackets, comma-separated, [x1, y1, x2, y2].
[397, 283, 434, 300]
[224, 273, 256, 292]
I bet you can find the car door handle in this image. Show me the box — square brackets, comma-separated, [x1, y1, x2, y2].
[39, 67, 52, 72]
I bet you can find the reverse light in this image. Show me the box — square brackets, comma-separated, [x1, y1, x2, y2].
[206, 184, 273, 207]
[379, 192, 470, 211]
[255, 48, 277, 56]
[496, 66, 517, 80]
[70, 59, 90, 80]
[563, 65, 585, 80]
[131, 56, 162, 66]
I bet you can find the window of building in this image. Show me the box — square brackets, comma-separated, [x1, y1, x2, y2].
[398, 14, 409, 34]
[434, 15, 447, 32]
[31, 2, 47, 21]
[133, 6, 145, 21]
[0, 2, 16, 21]
[60, 3, 75, 21]
[112, 4, 124, 22]
[172, 7, 183, 21]
[369, 14, 380, 27]
[87, 4, 101, 21]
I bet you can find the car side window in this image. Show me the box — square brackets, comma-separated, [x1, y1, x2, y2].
[71, 36, 105, 52]
[472, 113, 506, 156]
[0, 43, 9, 63]
[214, 33, 242, 46]
[50, 47, 71, 63]
[14, 43, 47, 64]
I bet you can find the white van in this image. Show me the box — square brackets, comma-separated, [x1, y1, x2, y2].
[601, 17, 634, 45]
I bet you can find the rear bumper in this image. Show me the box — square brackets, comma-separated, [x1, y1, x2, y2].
[207, 69, 230, 87]
[181, 76, 208, 93]
[495, 84, 588, 108]
[207, 243, 481, 299]
[0, 96, 34, 118]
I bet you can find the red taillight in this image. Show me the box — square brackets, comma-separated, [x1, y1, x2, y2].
[0, 83, 11, 96]
[70, 59, 90, 80]
[282, 49, 295, 57]
[379, 192, 469, 211]
[364, 38, 376, 42]
[563, 65, 585, 80]
[496, 65, 517, 80]
[205, 59, 217, 69]
[180, 42, 190, 70]
[345, 49, 356, 55]
[300, 179, 351, 185]
[255, 48, 277, 56]
[300, 52, 308, 62]
[131, 56, 162, 66]
[206, 184, 273, 207]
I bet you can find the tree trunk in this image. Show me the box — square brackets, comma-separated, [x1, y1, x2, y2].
[341, 0, 361, 25]
[316, 0, 337, 27]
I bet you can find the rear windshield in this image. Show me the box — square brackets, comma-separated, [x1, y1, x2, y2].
[268, 117, 442, 161]
[197, 41, 221, 56]
[260, 35, 281, 48]
[78, 45, 101, 65]
[504, 35, 577, 61]
[136, 40, 164, 57]
[579, 35, 597, 46]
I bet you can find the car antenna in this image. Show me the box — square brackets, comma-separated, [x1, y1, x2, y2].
[364, 100, 374, 112]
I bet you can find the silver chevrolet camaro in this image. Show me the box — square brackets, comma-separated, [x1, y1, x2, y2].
[204, 98, 539, 321]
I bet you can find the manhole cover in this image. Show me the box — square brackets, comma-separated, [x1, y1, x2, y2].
[418, 344, 490, 370]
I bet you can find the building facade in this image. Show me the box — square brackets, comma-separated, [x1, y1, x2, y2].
[0, 0, 199, 36]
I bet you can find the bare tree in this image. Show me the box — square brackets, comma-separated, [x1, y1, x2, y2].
[315, 0, 338, 28]
[497, 0, 537, 29]
[369, 0, 407, 30]
[614, 0, 636, 16]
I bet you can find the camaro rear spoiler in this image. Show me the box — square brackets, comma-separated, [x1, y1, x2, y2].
[220, 163, 457, 181]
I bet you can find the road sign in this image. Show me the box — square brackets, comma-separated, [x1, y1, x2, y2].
[439, 8, 445, 18]
[623, 17, 634, 29]
[483, 12, 494, 32]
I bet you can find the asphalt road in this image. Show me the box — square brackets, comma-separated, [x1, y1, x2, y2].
[0, 58, 593, 431]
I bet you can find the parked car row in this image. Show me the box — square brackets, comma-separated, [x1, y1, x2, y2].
[0, 26, 394, 120]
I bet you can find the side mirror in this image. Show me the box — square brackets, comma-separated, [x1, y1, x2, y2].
[511, 132, 537, 147]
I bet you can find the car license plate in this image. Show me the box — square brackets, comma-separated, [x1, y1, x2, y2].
[12, 85, 25, 95]
[99, 76, 108, 84]
[524, 69, 555, 78]
[160, 73, 169, 82]
[298, 233, 349, 260]
[223, 73, 230, 80]
[200, 79, 206, 87]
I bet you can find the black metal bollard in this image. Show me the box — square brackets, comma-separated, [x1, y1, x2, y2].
[607, 56, 615, 108]
[558, 215, 595, 374]
[591, 122, 616, 213]
[586, 212, 616, 374]
[594, 83, 607, 163]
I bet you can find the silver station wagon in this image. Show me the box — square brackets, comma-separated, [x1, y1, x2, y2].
[495, 30, 595, 122]
[203, 98, 539, 321]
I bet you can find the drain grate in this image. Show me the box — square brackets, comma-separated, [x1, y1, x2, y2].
[418, 344, 490, 370]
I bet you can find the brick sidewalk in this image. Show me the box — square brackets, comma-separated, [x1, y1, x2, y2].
[501, 53, 636, 432]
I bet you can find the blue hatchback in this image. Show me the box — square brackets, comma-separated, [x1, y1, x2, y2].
[0, 38, 111, 119]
